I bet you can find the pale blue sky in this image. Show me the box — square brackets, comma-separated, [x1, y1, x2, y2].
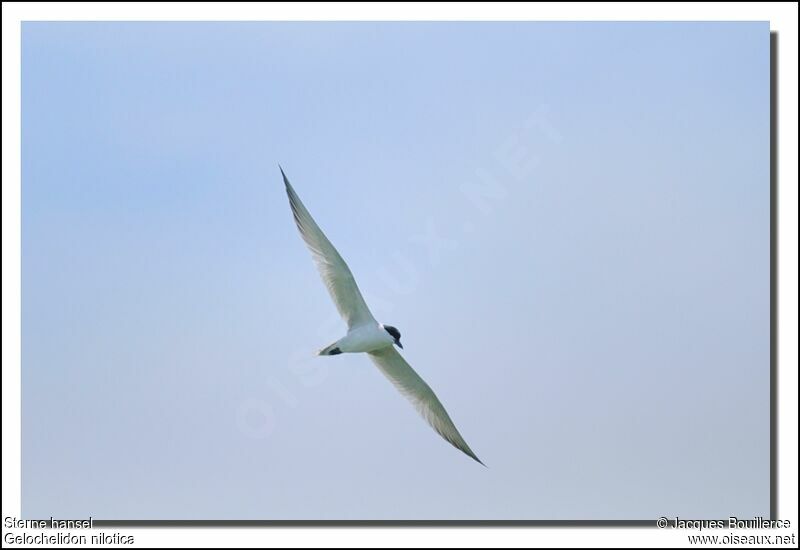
[22, 22, 770, 520]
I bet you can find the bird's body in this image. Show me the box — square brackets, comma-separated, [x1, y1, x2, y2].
[280, 167, 483, 465]
[319, 323, 396, 356]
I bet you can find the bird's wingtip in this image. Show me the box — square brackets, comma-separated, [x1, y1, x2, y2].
[278, 164, 290, 181]
[458, 445, 486, 466]
[461, 446, 486, 467]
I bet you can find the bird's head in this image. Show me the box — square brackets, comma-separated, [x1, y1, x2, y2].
[382, 325, 403, 349]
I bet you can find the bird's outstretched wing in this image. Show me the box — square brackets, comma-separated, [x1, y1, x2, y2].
[368, 346, 484, 465]
[281, 168, 377, 329]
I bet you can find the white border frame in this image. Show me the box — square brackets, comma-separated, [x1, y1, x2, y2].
[3, 3, 797, 548]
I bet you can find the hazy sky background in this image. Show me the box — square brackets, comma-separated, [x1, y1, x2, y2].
[22, 22, 770, 520]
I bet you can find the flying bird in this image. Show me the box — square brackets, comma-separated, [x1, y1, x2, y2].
[280, 167, 483, 465]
